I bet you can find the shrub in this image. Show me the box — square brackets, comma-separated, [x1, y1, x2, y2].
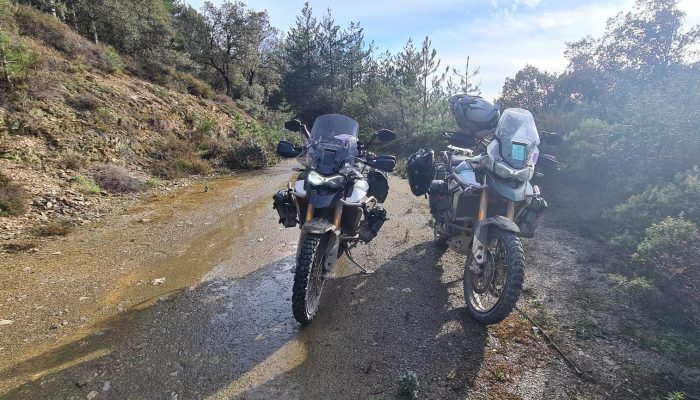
[224, 141, 268, 170]
[94, 164, 143, 194]
[97, 44, 123, 74]
[57, 150, 87, 171]
[0, 31, 37, 87]
[152, 136, 212, 179]
[71, 93, 101, 111]
[0, 172, 26, 217]
[181, 73, 214, 99]
[74, 175, 101, 194]
[193, 116, 218, 143]
[398, 371, 419, 400]
[609, 167, 700, 240]
[634, 216, 700, 328]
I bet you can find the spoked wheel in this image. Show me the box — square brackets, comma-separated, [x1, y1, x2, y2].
[292, 233, 327, 325]
[464, 228, 524, 325]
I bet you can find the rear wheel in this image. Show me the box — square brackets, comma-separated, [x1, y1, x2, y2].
[464, 228, 524, 325]
[292, 234, 327, 325]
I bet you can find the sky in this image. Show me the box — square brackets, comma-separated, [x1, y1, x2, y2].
[183, 0, 700, 99]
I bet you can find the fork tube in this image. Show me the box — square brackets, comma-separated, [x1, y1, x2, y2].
[306, 203, 315, 221]
[478, 188, 488, 222]
[333, 202, 343, 227]
[506, 201, 515, 220]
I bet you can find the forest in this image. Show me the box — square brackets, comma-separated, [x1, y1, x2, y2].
[1, 0, 699, 396]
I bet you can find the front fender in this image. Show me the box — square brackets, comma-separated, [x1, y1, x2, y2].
[471, 216, 520, 265]
[296, 218, 340, 273]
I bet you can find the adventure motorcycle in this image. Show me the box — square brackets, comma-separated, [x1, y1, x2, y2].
[408, 96, 561, 325]
[273, 114, 397, 325]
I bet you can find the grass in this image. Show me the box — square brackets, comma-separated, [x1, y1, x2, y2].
[145, 177, 161, 187]
[74, 175, 101, 194]
[32, 222, 73, 237]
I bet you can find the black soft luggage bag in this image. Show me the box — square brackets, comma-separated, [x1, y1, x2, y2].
[407, 148, 434, 196]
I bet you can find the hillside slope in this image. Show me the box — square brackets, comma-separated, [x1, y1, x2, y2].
[0, 5, 273, 241]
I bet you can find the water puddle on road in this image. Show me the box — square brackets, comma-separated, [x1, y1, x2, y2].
[0, 171, 297, 394]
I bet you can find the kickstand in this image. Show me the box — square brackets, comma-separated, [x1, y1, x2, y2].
[345, 250, 374, 274]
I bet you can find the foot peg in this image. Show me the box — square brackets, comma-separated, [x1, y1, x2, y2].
[345, 250, 374, 274]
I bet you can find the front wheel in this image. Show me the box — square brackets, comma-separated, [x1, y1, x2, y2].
[464, 228, 524, 325]
[292, 234, 327, 325]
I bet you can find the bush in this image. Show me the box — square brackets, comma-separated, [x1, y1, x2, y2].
[609, 167, 700, 240]
[224, 141, 268, 170]
[152, 136, 212, 179]
[57, 150, 87, 171]
[0, 31, 37, 87]
[71, 93, 101, 111]
[634, 216, 700, 328]
[97, 44, 123, 73]
[0, 172, 26, 217]
[94, 164, 142, 193]
[74, 175, 101, 194]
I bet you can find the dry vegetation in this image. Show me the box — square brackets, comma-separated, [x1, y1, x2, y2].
[0, 5, 277, 238]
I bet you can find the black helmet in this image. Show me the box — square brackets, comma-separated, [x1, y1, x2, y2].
[449, 94, 500, 137]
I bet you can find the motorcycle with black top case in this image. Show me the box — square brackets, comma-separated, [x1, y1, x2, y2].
[409, 97, 562, 325]
[273, 114, 396, 325]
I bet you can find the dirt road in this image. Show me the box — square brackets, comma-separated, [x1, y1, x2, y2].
[0, 164, 670, 399]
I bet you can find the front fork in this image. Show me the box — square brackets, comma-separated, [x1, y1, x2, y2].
[296, 201, 344, 273]
[471, 177, 516, 267]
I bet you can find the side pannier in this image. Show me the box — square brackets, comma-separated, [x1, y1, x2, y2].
[407, 148, 434, 196]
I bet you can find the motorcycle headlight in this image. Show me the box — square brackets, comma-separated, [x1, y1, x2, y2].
[493, 161, 513, 179]
[493, 161, 534, 182]
[307, 170, 345, 188]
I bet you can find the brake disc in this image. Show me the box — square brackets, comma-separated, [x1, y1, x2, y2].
[471, 252, 495, 294]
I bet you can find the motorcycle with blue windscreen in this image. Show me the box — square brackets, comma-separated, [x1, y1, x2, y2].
[407, 96, 562, 325]
[273, 114, 396, 325]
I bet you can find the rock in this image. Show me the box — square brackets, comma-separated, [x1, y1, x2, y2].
[257, 237, 264, 242]
[152, 277, 166, 285]
[102, 381, 111, 391]
[51, 251, 62, 256]
[0, 320, 14, 326]
[139, 218, 151, 223]
[87, 390, 98, 399]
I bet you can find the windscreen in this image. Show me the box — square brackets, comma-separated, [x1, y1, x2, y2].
[305, 114, 360, 175]
[310, 114, 359, 139]
[493, 108, 540, 169]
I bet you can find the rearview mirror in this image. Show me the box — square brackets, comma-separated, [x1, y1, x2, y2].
[377, 129, 396, 142]
[284, 119, 302, 132]
[276, 140, 301, 158]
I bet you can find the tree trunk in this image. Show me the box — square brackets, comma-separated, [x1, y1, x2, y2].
[49, 0, 58, 19]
